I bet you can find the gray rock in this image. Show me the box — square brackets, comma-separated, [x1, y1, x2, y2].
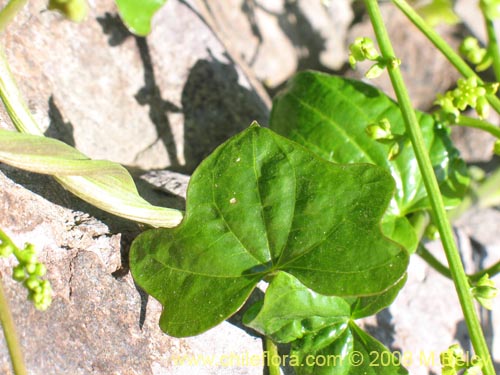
[0, 0, 269, 173]
[204, 0, 354, 89]
[0, 167, 266, 375]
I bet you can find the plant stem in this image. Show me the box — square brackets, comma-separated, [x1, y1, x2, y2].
[265, 337, 281, 375]
[454, 114, 500, 139]
[0, 0, 28, 33]
[0, 46, 42, 135]
[0, 276, 27, 375]
[449, 166, 500, 220]
[418, 244, 500, 283]
[391, 0, 500, 115]
[364, 1, 495, 374]
[485, 17, 500, 81]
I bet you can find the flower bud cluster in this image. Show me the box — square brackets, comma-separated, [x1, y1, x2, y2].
[471, 273, 498, 310]
[0, 233, 52, 311]
[459, 37, 492, 72]
[365, 118, 405, 160]
[435, 77, 498, 119]
[440, 344, 483, 375]
[349, 37, 400, 79]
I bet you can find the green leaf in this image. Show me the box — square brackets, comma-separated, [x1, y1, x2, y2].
[0, 129, 182, 227]
[115, 0, 167, 36]
[242, 272, 352, 344]
[244, 272, 408, 375]
[350, 274, 407, 319]
[270, 72, 469, 251]
[130, 125, 408, 337]
[381, 216, 418, 254]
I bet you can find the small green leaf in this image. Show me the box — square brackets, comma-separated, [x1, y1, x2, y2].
[115, 0, 168, 36]
[0, 129, 182, 227]
[130, 125, 408, 337]
[242, 272, 352, 344]
[414, 0, 460, 26]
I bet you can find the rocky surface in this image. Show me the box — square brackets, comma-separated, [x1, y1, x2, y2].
[0, 0, 269, 172]
[0, 0, 499, 375]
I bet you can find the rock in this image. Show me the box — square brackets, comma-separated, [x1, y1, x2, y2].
[0, 0, 269, 173]
[204, 0, 354, 89]
[0, 166, 265, 375]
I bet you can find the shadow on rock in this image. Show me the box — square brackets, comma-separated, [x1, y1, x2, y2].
[181, 51, 269, 173]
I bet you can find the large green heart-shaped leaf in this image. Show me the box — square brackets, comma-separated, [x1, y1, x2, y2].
[244, 272, 408, 375]
[270, 72, 469, 252]
[115, 0, 167, 36]
[130, 125, 408, 337]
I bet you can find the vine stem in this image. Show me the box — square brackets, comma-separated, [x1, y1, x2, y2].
[264, 337, 280, 375]
[0, 0, 28, 33]
[455, 114, 500, 139]
[364, 1, 495, 374]
[417, 244, 500, 283]
[485, 17, 500, 81]
[0, 275, 27, 375]
[391, 0, 500, 115]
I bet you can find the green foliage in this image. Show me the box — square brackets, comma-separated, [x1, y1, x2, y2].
[459, 37, 493, 72]
[0, 129, 183, 228]
[435, 77, 499, 119]
[130, 125, 408, 337]
[115, 0, 168, 36]
[243, 272, 408, 374]
[270, 72, 469, 252]
[413, 0, 459, 26]
[480, 0, 500, 20]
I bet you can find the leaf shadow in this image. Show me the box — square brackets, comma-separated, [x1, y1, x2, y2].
[45, 95, 76, 147]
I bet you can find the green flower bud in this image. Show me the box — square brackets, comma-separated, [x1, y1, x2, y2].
[494, 140, 500, 156]
[440, 344, 467, 373]
[366, 118, 393, 140]
[349, 37, 380, 68]
[19, 244, 37, 264]
[0, 242, 14, 257]
[476, 96, 490, 119]
[459, 37, 488, 66]
[33, 263, 47, 277]
[387, 141, 401, 160]
[463, 356, 483, 375]
[471, 274, 498, 310]
[365, 61, 386, 79]
[25, 263, 37, 275]
[48, 0, 88, 23]
[434, 92, 460, 118]
[12, 265, 26, 282]
[425, 223, 440, 240]
[24, 276, 41, 291]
